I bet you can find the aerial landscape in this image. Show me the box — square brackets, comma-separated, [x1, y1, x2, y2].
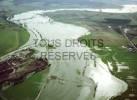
[0, 0, 137, 100]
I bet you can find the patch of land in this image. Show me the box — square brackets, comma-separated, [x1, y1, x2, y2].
[0, 48, 49, 100]
[0, 11, 30, 57]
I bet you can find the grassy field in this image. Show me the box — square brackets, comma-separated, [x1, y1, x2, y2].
[3, 70, 49, 100]
[0, 18, 30, 57]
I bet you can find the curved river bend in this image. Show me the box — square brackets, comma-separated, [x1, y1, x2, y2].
[9, 9, 129, 100]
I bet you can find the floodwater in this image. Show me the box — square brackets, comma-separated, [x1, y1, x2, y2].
[9, 9, 129, 100]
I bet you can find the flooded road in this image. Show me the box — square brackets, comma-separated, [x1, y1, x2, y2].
[9, 9, 128, 100]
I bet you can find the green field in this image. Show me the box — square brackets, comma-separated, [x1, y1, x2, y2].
[0, 18, 30, 57]
[3, 70, 49, 100]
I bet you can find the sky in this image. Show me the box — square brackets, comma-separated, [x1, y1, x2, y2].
[1, 0, 137, 13]
[12, 0, 137, 5]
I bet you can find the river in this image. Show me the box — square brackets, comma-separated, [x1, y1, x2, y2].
[8, 7, 133, 100]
